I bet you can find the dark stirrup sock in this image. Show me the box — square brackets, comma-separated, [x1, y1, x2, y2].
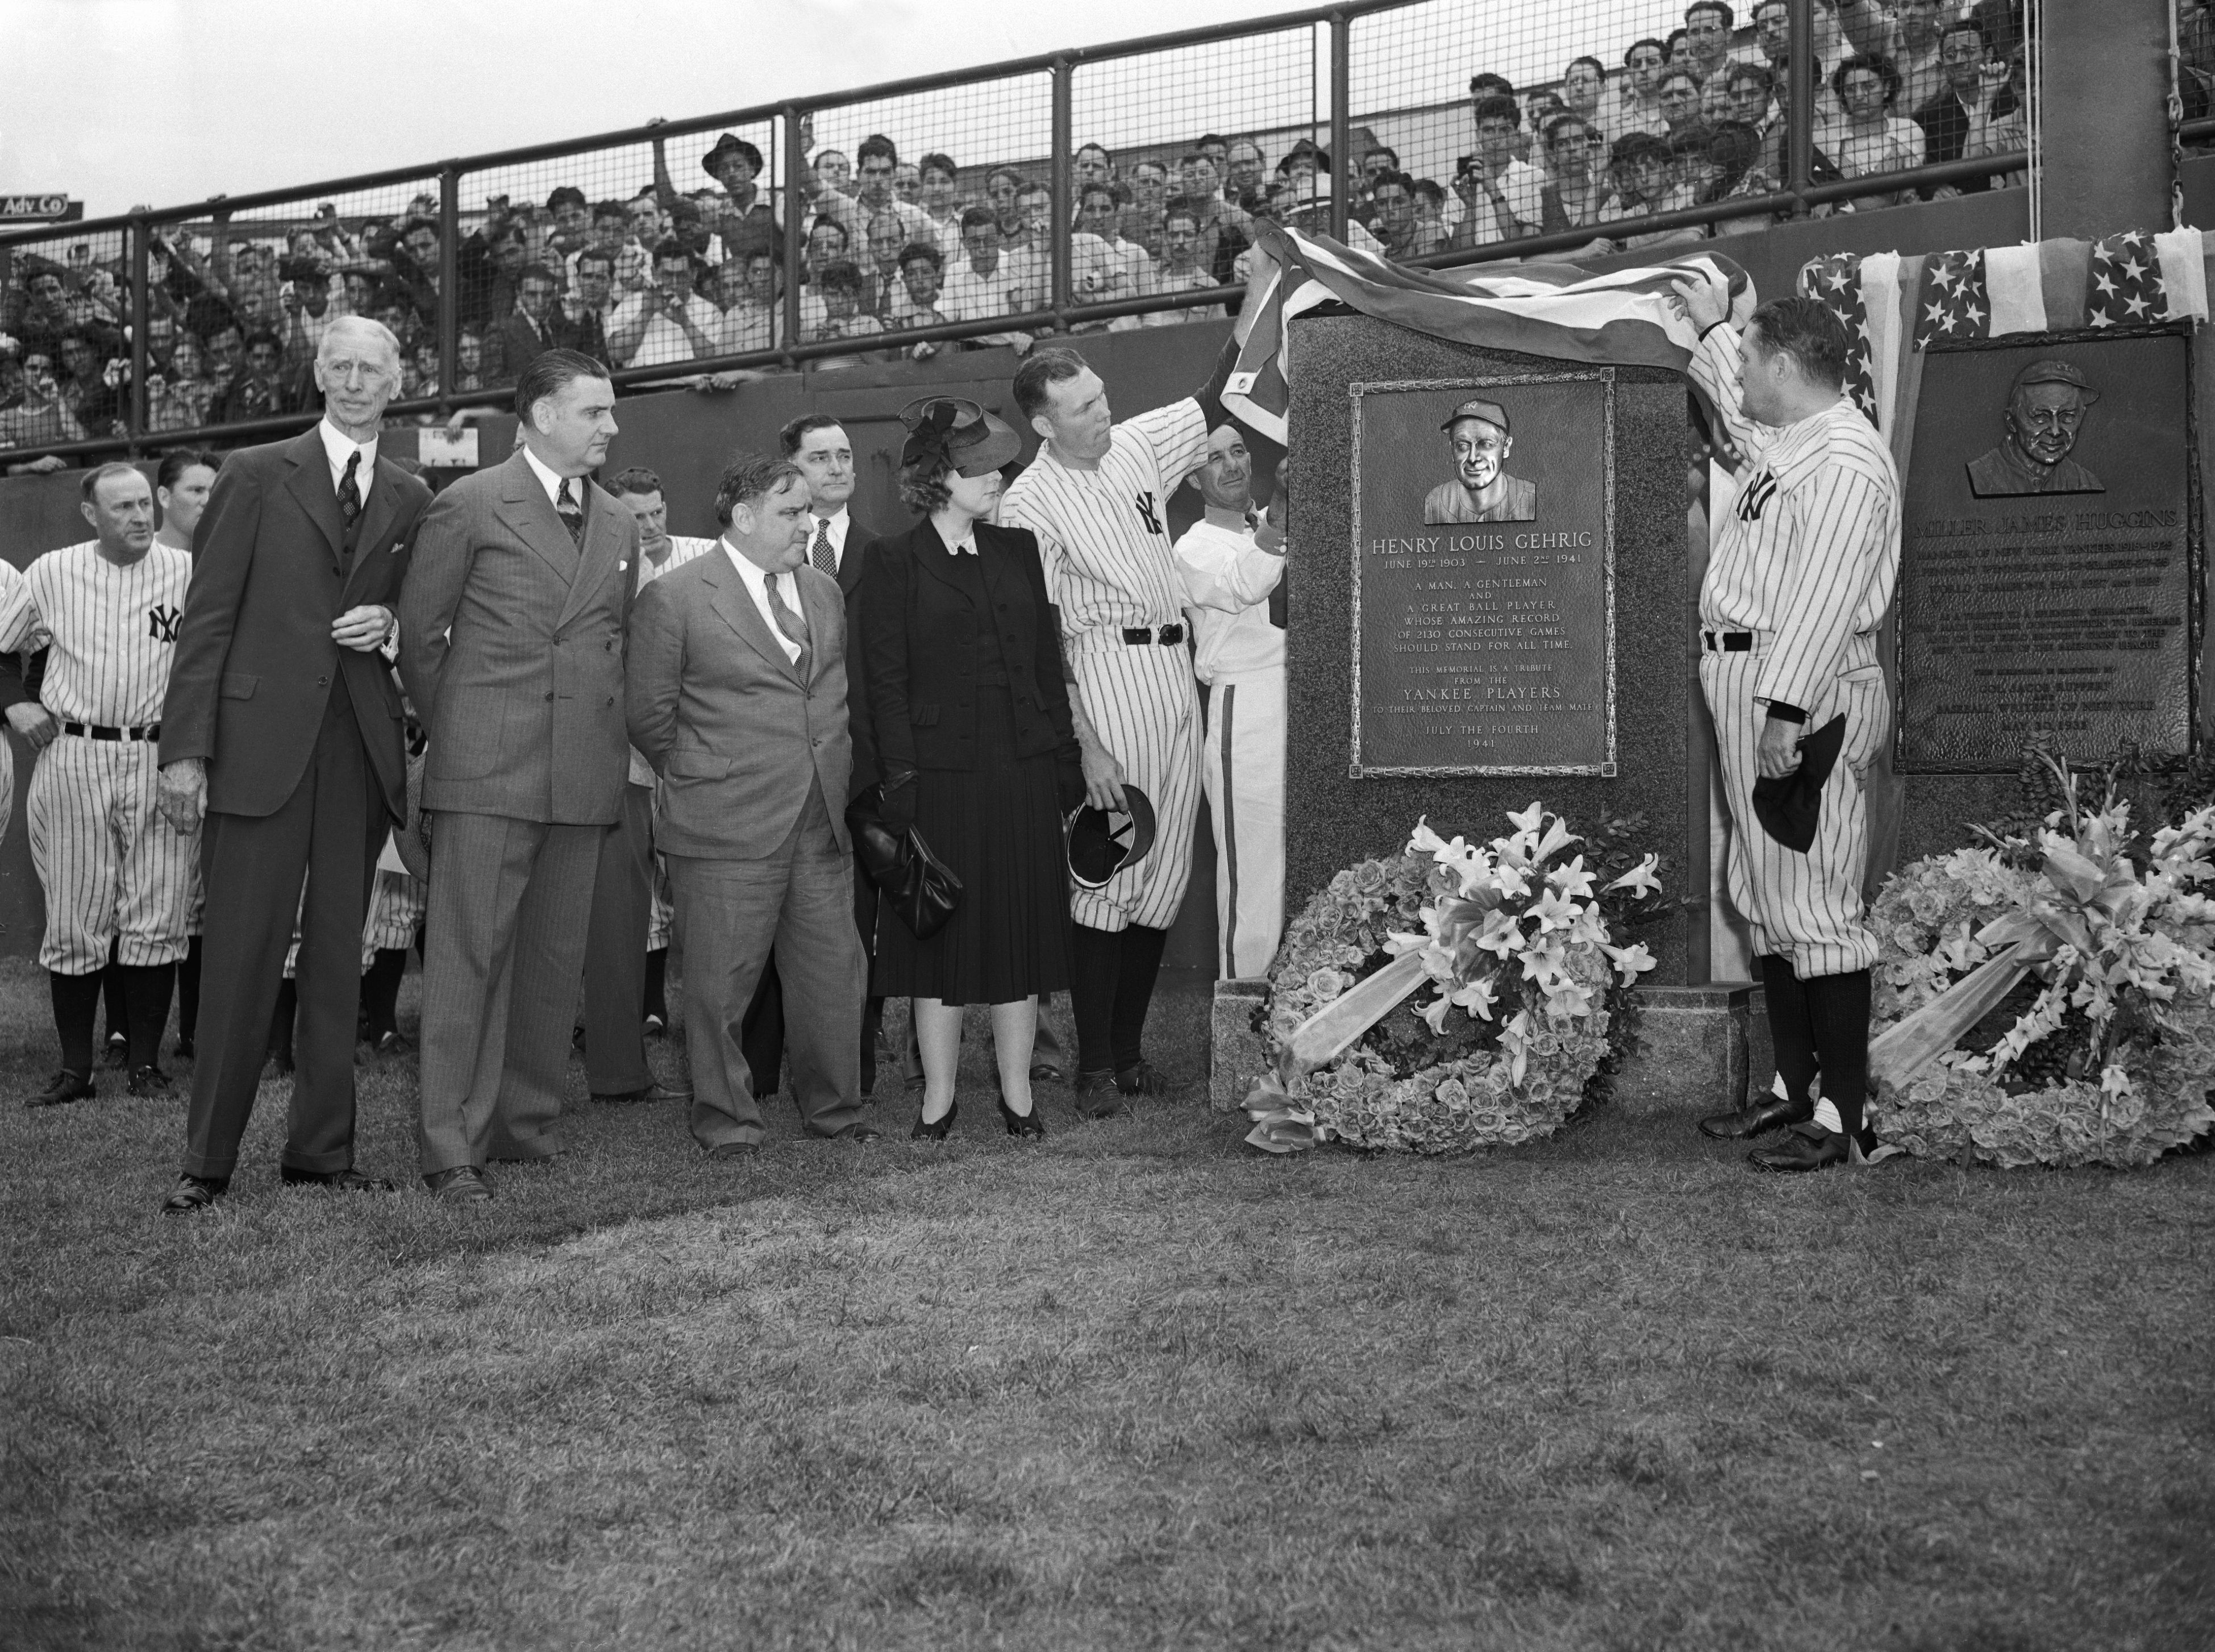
[643, 947, 669, 1024]
[361, 948, 407, 1039]
[101, 941, 127, 1047]
[1069, 923, 1123, 1073]
[1759, 954, 1819, 1108]
[1109, 923, 1172, 1073]
[50, 969, 103, 1075]
[269, 977, 299, 1064]
[176, 934, 203, 1042]
[1804, 968, 1873, 1138]
[119, 963, 177, 1071]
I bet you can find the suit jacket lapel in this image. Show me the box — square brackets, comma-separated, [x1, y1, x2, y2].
[283, 427, 346, 568]
[703, 559, 804, 685]
[836, 518, 871, 599]
[339, 457, 402, 604]
[556, 482, 620, 630]
[494, 449, 580, 588]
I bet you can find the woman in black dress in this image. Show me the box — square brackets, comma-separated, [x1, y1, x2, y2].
[858, 398, 1084, 1139]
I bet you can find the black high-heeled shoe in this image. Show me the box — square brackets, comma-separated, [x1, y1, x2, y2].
[995, 1080, 1046, 1138]
[911, 1097, 957, 1141]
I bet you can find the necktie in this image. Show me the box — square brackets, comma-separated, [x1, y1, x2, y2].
[764, 572, 812, 676]
[810, 518, 836, 577]
[556, 477, 586, 548]
[338, 450, 361, 525]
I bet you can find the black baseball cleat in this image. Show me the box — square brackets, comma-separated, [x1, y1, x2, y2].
[1072, 1070, 1129, 1119]
[1699, 1092, 1813, 1141]
[27, 1069, 95, 1109]
[1749, 1122, 1877, 1173]
[127, 1065, 172, 1098]
[1114, 1061, 1167, 1098]
[161, 1173, 227, 1214]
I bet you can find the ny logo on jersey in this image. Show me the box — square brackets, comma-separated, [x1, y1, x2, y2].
[1132, 490, 1164, 536]
[1736, 469, 1779, 523]
[147, 603, 182, 643]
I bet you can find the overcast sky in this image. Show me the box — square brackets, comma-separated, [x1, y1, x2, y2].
[0, 0, 1336, 219]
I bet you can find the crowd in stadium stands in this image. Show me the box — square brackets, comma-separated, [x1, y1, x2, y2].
[0, 0, 2143, 462]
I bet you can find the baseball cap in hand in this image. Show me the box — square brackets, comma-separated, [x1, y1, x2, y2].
[1067, 785, 1156, 889]
[1752, 713, 1846, 852]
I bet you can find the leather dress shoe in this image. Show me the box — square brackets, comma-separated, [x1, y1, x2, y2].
[127, 1064, 171, 1098]
[643, 1013, 666, 1037]
[1115, 1060, 1166, 1098]
[592, 1079, 692, 1105]
[1029, 1062, 1064, 1084]
[425, 1166, 494, 1202]
[161, 1173, 227, 1214]
[1072, 1070, 1129, 1119]
[27, 1068, 95, 1109]
[368, 1031, 412, 1057]
[828, 1123, 883, 1143]
[1698, 1091, 1813, 1141]
[1749, 1122, 1872, 1173]
[706, 1139, 760, 1160]
[282, 1166, 397, 1193]
[912, 1098, 957, 1141]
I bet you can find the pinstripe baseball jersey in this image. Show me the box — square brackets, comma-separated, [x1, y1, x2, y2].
[1691, 326, 1901, 715]
[627, 534, 718, 788]
[999, 396, 1210, 642]
[0, 542, 194, 726]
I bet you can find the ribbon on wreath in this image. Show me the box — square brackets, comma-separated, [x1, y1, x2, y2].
[1868, 835, 2137, 1092]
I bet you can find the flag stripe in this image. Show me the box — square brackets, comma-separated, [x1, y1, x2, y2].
[1984, 244, 2048, 336]
[2039, 238, 2093, 331]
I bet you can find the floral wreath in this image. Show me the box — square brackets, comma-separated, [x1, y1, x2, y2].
[1869, 774, 2215, 1169]
[1247, 805, 1664, 1156]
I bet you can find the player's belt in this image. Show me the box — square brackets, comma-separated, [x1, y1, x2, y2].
[1699, 631, 1754, 652]
[61, 721, 160, 742]
[1121, 623, 1186, 646]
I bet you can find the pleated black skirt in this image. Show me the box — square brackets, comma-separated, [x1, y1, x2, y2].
[871, 683, 1072, 1005]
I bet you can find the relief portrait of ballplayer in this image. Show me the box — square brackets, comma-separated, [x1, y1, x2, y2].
[1421, 397, 1538, 524]
[1965, 360, 2105, 498]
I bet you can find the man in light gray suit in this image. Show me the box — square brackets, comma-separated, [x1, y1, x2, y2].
[398, 349, 639, 1201]
[624, 452, 877, 1155]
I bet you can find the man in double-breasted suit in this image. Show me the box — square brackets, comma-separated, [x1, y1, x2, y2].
[626, 451, 877, 1155]
[398, 349, 638, 1201]
[156, 317, 432, 1214]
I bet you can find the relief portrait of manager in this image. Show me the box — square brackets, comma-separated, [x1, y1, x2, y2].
[1966, 360, 2105, 497]
[1421, 397, 1538, 524]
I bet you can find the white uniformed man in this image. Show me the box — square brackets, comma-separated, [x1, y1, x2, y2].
[2, 463, 196, 1105]
[1172, 426, 1287, 981]
[998, 338, 1244, 1112]
[1674, 275, 1901, 1172]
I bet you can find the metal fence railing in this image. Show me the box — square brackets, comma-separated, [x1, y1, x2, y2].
[0, 0, 2047, 468]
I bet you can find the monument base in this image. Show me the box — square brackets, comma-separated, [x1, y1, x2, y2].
[1208, 979, 1762, 1118]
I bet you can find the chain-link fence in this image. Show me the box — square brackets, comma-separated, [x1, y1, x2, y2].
[0, 0, 2045, 463]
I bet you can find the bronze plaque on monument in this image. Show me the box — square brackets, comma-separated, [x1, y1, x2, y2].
[1898, 333, 2195, 771]
[1348, 372, 1617, 778]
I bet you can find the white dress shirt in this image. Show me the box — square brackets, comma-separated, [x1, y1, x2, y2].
[318, 418, 377, 496]
[722, 539, 806, 663]
[519, 442, 573, 509]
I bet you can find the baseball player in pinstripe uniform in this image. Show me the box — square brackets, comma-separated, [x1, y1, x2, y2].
[1674, 277, 1901, 1172]
[998, 338, 1246, 1112]
[2, 463, 196, 1106]
[1172, 426, 1288, 981]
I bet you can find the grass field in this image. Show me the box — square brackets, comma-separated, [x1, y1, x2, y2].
[1, 955, 2210, 1652]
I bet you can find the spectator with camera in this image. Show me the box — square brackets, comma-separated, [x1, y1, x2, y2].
[0, 346, 88, 458]
[1454, 94, 1545, 246]
[609, 241, 721, 370]
[801, 262, 889, 367]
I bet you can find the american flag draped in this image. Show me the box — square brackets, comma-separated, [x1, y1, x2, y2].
[1223, 223, 1755, 447]
[1801, 253, 1881, 423]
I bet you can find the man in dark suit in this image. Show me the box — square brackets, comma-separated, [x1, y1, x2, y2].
[626, 451, 877, 1154]
[156, 315, 432, 1214]
[739, 415, 885, 1096]
[490, 265, 565, 386]
[398, 349, 638, 1202]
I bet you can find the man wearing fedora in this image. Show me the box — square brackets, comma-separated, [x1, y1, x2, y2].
[1966, 360, 2104, 497]
[1673, 277, 1901, 1173]
[155, 316, 431, 1214]
[1422, 398, 1537, 525]
[626, 451, 878, 1156]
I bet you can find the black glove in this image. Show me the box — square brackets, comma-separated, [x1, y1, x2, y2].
[878, 770, 919, 834]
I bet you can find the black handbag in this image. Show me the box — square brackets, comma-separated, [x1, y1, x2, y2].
[847, 784, 963, 940]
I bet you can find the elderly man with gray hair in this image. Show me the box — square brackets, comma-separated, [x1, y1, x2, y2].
[155, 315, 434, 1214]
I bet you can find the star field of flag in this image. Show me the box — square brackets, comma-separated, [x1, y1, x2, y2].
[2087, 230, 2164, 328]
[1801, 253, 1880, 426]
[1915, 248, 1990, 347]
